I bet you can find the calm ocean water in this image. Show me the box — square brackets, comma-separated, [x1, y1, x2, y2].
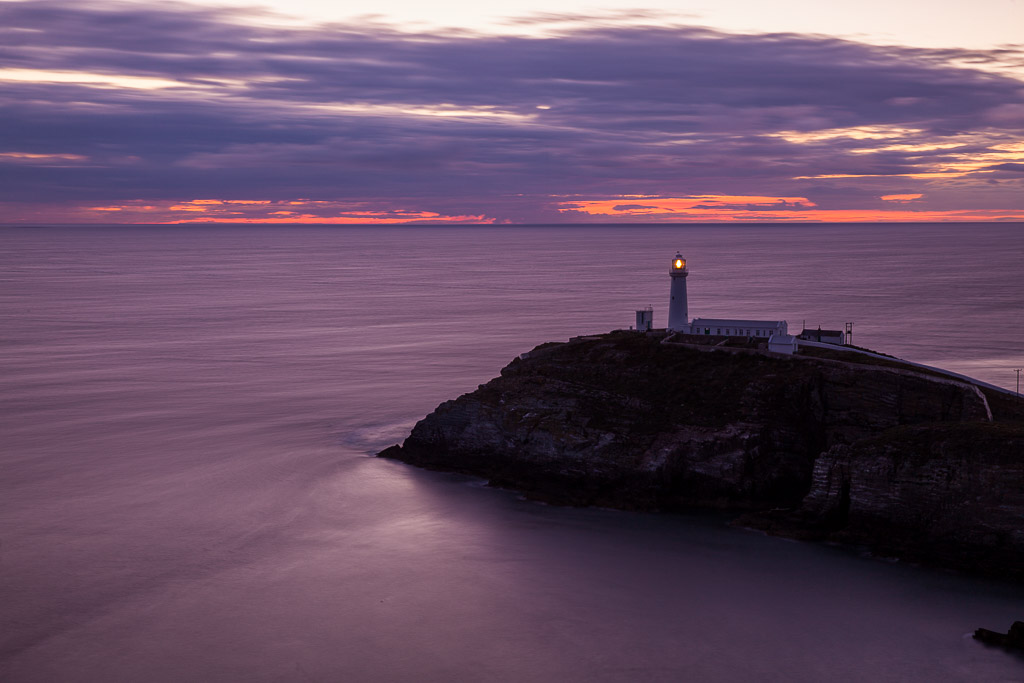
[2, 224, 1023, 682]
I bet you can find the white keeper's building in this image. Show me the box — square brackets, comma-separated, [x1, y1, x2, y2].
[682, 318, 788, 338]
[665, 252, 797, 353]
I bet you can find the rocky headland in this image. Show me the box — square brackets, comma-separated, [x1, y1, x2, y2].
[379, 331, 1024, 580]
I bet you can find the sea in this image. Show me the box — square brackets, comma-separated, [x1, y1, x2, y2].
[2, 223, 1023, 682]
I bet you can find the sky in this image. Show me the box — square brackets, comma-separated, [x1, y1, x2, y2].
[1, 0, 1023, 224]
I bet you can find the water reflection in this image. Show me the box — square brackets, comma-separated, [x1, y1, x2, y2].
[1, 225, 1023, 681]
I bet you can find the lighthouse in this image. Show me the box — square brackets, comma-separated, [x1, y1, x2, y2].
[668, 252, 688, 331]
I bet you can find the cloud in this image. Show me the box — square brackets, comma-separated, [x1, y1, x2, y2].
[33, 197, 495, 224]
[880, 193, 923, 202]
[0, 1, 1022, 223]
[612, 204, 659, 211]
[560, 195, 1024, 222]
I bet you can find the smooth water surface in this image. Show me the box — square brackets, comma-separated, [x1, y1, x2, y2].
[2, 224, 1023, 682]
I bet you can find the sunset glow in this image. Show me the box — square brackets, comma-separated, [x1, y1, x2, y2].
[560, 196, 819, 216]
[559, 195, 1024, 222]
[48, 199, 496, 225]
[881, 194, 924, 202]
[0, 1, 1021, 224]
[0, 152, 87, 162]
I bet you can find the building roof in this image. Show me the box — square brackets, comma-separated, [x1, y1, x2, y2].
[800, 328, 844, 336]
[690, 318, 786, 327]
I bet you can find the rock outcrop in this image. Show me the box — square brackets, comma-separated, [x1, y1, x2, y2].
[975, 621, 1024, 651]
[379, 332, 1024, 579]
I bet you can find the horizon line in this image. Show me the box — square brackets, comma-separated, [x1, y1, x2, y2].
[3, 220, 1024, 228]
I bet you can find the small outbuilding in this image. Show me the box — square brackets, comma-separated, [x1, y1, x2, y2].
[799, 327, 845, 345]
[635, 307, 654, 332]
[767, 333, 798, 355]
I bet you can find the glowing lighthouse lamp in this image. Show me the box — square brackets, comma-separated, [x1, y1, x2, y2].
[667, 252, 689, 331]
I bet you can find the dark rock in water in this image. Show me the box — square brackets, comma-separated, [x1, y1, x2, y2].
[974, 621, 1024, 651]
[379, 332, 1024, 579]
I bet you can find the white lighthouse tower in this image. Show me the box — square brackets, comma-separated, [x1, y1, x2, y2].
[668, 252, 689, 331]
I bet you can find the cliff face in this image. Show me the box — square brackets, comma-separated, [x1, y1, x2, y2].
[753, 423, 1024, 576]
[380, 332, 1023, 578]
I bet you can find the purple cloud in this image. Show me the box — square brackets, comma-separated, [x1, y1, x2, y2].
[1, 1, 1022, 222]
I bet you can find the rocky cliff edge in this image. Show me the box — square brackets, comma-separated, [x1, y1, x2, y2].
[379, 332, 1024, 579]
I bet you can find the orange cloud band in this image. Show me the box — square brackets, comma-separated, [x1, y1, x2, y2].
[559, 195, 1024, 222]
[880, 193, 924, 201]
[562, 195, 818, 216]
[75, 199, 495, 224]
